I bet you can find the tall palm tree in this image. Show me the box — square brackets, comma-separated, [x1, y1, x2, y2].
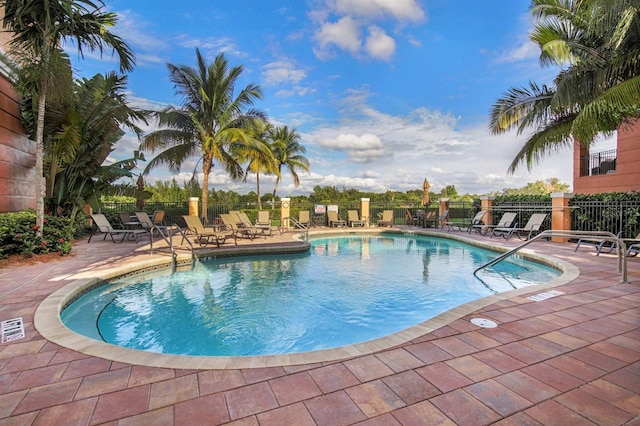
[1, 0, 135, 235]
[238, 121, 279, 210]
[489, 0, 640, 173]
[268, 125, 310, 209]
[140, 49, 265, 219]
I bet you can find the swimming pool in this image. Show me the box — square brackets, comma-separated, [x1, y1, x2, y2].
[61, 234, 560, 357]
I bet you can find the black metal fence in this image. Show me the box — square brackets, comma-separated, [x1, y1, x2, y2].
[98, 197, 640, 237]
[580, 149, 617, 177]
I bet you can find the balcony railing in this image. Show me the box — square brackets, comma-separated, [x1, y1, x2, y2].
[580, 149, 617, 177]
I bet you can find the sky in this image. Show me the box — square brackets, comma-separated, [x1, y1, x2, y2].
[73, 0, 615, 196]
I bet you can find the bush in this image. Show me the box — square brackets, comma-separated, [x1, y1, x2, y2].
[0, 211, 76, 258]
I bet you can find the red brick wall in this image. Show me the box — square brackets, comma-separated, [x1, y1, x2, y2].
[573, 120, 640, 194]
[0, 74, 36, 212]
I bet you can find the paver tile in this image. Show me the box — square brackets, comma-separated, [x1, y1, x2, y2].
[391, 400, 455, 426]
[491, 411, 543, 426]
[604, 369, 640, 393]
[456, 330, 501, 351]
[12, 378, 81, 415]
[522, 363, 583, 392]
[117, 406, 174, 426]
[465, 379, 533, 416]
[568, 347, 627, 372]
[556, 388, 635, 425]
[471, 348, 527, 373]
[0, 389, 28, 419]
[445, 355, 501, 382]
[59, 357, 111, 381]
[225, 381, 278, 420]
[174, 393, 230, 425]
[588, 340, 640, 363]
[494, 370, 558, 403]
[524, 399, 596, 425]
[431, 388, 501, 426]
[305, 391, 367, 426]
[241, 367, 285, 384]
[416, 362, 473, 393]
[269, 371, 322, 406]
[127, 365, 175, 387]
[32, 397, 97, 426]
[5, 363, 68, 392]
[198, 369, 246, 395]
[75, 366, 131, 399]
[375, 348, 424, 372]
[256, 402, 316, 426]
[148, 373, 199, 410]
[497, 341, 551, 364]
[308, 363, 360, 393]
[344, 355, 394, 382]
[345, 380, 406, 417]
[581, 379, 640, 414]
[404, 341, 453, 364]
[382, 370, 440, 404]
[431, 336, 478, 357]
[90, 385, 151, 424]
[545, 354, 606, 382]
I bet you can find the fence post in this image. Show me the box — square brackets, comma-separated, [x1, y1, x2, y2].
[439, 198, 449, 227]
[360, 198, 370, 226]
[281, 198, 291, 229]
[188, 197, 199, 217]
[480, 196, 494, 225]
[551, 192, 574, 242]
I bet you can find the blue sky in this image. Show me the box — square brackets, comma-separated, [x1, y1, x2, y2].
[75, 0, 613, 196]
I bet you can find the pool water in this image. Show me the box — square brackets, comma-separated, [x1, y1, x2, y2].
[62, 234, 560, 356]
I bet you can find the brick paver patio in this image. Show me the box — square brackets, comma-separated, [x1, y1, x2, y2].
[0, 226, 638, 425]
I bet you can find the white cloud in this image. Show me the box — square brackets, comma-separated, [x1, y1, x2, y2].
[497, 39, 539, 63]
[364, 26, 396, 61]
[314, 16, 362, 59]
[332, 0, 425, 23]
[262, 60, 308, 86]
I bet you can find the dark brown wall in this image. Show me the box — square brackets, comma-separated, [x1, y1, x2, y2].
[573, 120, 640, 194]
[0, 74, 36, 212]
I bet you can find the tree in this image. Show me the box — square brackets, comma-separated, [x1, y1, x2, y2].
[1, 0, 135, 235]
[20, 72, 147, 219]
[489, 0, 640, 173]
[140, 49, 265, 219]
[268, 125, 310, 209]
[238, 121, 278, 210]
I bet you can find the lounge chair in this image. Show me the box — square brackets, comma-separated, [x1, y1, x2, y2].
[327, 210, 346, 227]
[89, 213, 148, 243]
[491, 213, 547, 240]
[435, 210, 450, 229]
[445, 210, 486, 232]
[470, 212, 517, 236]
[377, 210, 393, 227]
[414, 210, 427, 227]
[118, 212, 138, 229]
[627, 242, 640, 256]
[219, 213, 261, 240]
[235, 211, 270, 237]
[424, 211, 437, 228]
[152, 210, 166, 226]
[135, 211, 169, 237]
[574, 231, 622, 255]
[348, 210, 364, 227]
[284, 210, 310, 230]
[254, 210, 274, 234]
[182, 215, 235, 247]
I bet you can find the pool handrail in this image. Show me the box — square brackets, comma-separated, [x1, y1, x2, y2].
[473, 230, 628, 283]
[149, 223, 196, 265]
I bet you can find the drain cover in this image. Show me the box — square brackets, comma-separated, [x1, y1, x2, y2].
[470, 318, 497, 328]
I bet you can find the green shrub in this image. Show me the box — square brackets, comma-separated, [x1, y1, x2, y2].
[0, 211, 76, 258]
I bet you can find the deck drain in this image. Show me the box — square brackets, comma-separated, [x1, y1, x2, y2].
[2, 317, 25, 343]
[527, 290, 565, 302]
[470, 318, 497, 328]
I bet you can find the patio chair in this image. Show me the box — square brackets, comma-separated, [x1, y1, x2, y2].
[235, 211, 270, 237]
[118, 212, 138, 229]
[254, 210, 274, 234]
[89, 213, 148, 243]
[424, 210, 437, 228]
[491, 213, 547, 240]
[135, 211, 169, 237]
[627, 242, 640, 256]
[284, 210, 310, 230]
[182, 215, 235, 247]
[219, 213, 261, 240]
[470, 212, 517, 236]
[435, 210, 450, 229]
[445, 210, 486, 232]
[414, 210, 427, 228]
[574, 231, 622, 255]
[348, 210, 364, 227]
[327, 210, 346, 227]
[377, 210, 393, 227]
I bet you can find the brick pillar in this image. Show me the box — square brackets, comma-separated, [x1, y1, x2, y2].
[480, 196, 494, 225]
[281, 198, 291, 229]
[188, 197, 199, 217]
[551, 192, 574, 242]
[438, 198, 449, 227]
[360, 198, 370, 226]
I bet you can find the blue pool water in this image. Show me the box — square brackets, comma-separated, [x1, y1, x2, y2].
[62, 234, 560, 356]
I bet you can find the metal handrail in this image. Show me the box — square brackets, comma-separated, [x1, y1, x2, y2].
[473, 230, 628, 283]
[150, 223, 195, 265]
[281, 216, 309, 240]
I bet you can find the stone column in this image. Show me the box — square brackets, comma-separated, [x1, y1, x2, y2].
[281, 198, 291, 229]
[188, 197, 199, 217]
[360, 198, 370, 226]
[480, 196, 494, 225]
[551, 192, 574, 242]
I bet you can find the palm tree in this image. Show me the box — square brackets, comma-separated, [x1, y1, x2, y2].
[489, 0, 640, 173]
[268, 125, 310, 209]
[20, 72, 147, 219]
[140, 49, 265, 219]
[1, 0, 135, 235]
[238, 121, 279, 210]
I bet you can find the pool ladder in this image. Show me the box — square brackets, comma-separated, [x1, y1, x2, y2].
[473, 230, 629, 283]
[149, 223, 196, 267]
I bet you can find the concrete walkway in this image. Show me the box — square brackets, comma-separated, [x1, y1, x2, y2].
[0, 227, 638, 425]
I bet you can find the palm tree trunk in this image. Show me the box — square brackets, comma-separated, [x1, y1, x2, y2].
[35, 80, 47, 238]
[256, 172, 261, 210]
[271, 177, 280, 210]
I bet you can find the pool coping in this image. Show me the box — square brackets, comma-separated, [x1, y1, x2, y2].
[34, 228, 580, 370]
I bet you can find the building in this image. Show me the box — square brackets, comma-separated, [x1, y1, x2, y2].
[572, 120, 640, 194]
[0, 9, 36, 213]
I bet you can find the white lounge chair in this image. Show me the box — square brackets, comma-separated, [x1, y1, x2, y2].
[491, 213, 547, 240]
[89, 213, 148, 243]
